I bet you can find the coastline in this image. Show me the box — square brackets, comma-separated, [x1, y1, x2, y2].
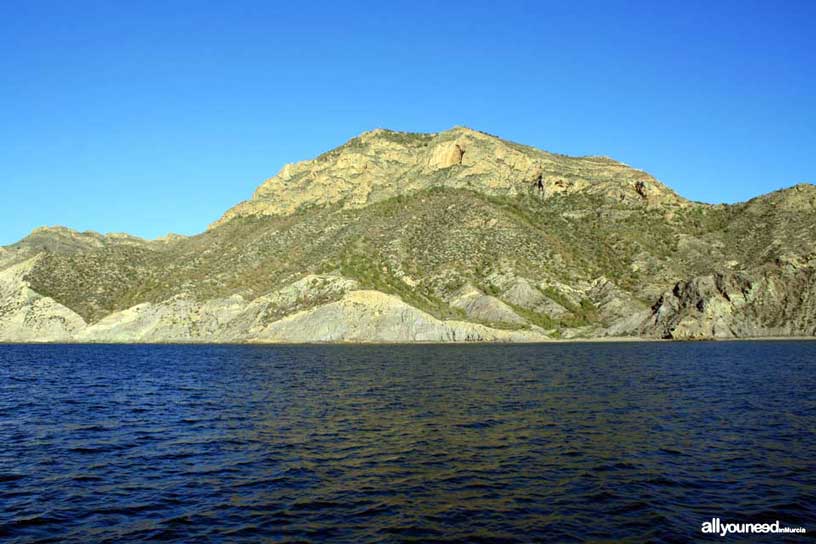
[1, 336, 813, 346]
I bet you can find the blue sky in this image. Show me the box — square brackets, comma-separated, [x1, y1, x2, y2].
[1, 1, 814, 244]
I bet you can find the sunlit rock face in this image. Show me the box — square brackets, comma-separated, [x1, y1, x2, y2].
[210, 126, 685, 228]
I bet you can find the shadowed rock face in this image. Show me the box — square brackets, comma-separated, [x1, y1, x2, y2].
[642, 263, 816, 339]
[1, 127, 815, 342]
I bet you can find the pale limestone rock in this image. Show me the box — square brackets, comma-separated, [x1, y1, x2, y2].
[588, 277, 649, 325]
[0, 268, 549, 343]
[429, 141, 465, 169]
[449, 284, 526, 325]
[222, 274, 359, 339]
[602, 309, 653, 337]
[499, 277, 570, 318]
[0, 257, 86, 342]
[253, 290, 548, 343]
[76, 274, 359, 343]
[77, 294, 247, 343]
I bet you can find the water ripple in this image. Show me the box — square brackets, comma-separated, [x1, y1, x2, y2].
[0, 342, 814, 543]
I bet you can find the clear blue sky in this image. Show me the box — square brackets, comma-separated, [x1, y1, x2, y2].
[1, 1, 814, 244]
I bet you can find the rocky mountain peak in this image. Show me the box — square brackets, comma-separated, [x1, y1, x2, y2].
[210, 127, 686, 229]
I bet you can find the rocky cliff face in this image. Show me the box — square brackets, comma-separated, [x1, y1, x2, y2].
[211, 127, 685, 228]
[2, 127, 814, 342]
[642, 260, 816, 339]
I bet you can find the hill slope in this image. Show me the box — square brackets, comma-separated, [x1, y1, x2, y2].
[2, 127, 814, 342]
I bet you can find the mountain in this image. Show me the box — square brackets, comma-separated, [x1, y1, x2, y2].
[2, 127, 815, 343]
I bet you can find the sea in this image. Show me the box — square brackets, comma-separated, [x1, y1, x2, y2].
[0, 342, 814, 542]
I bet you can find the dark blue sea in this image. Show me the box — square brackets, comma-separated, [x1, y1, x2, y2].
[0, 342, 814, 543]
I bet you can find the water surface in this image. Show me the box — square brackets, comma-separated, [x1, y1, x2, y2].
[0, 342, 814, 542]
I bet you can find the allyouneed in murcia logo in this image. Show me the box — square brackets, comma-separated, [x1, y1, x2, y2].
[701, 518, 807, 537]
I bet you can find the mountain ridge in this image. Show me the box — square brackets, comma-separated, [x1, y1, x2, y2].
[2, 127, 814, 343]
[210, 126, 687, 229]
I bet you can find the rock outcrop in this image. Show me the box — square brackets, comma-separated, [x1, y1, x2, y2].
[642, 263, 816, 339]
[75, 294, 248, 343]
[0, 257, 86, 342]
[252, 290, 546, 343]
[428, 140, 465, 169]
[211, 126, 686, 228]
[449, 284, 527, 326]
[498, 277, 571, 319]
[0, 269, 546, 343]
